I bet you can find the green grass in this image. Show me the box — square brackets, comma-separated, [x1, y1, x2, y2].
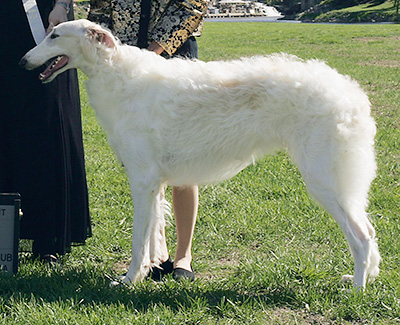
[1, 22, 399, 324]
[337, 1, 394, 13]
[309, 1, 399, 22]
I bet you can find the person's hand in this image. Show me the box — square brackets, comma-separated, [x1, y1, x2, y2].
[147, 41, 164, 55]
[47, 4, 69, 34]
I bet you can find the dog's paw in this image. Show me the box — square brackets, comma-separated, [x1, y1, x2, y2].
[121, 274, 133, 285]
[340, 274, 354, 283]
[109, 279, 122, 287]
[107, 274, 131, 287]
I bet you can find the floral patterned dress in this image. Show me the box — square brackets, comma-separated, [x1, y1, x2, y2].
[89, 0, 207, 56]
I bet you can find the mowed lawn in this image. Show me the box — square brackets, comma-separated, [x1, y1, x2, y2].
[1, 22, 399, 324]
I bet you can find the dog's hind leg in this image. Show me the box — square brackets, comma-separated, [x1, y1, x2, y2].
[291, 132, 379, 288]
[123, 178, 163, 284]
[304, 184, 379, 288]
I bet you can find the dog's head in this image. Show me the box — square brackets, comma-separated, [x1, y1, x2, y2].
[20, 19, 117, 83]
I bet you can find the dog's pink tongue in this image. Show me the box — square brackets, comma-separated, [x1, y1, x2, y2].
[39, 55, 69, 81]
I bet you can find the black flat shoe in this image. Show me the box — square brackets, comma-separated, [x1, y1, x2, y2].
[148, 257, 174, 281]
[40, 254, 60, 265]
[173, 267, 195, 281]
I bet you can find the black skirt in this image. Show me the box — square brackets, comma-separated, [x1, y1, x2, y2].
[0, 0, 91, 255]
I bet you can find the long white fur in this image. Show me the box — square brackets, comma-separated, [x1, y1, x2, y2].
[21, 19, 380, 288]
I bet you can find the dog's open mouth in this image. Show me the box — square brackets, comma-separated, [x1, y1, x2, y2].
[39, 55, 69, 81]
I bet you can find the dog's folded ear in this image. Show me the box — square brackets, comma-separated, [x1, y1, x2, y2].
[86, 27, 115, 49]
[82, 26, 116, 63]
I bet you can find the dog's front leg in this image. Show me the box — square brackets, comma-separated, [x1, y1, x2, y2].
[122, 178, 162, 285]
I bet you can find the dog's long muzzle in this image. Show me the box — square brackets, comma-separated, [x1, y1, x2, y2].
[19, 57, 58, 70]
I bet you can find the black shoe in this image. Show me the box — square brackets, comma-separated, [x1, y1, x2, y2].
[40, 254, 60, 265]
[173, 267, 195, 281]
[148, 257, 174, 281]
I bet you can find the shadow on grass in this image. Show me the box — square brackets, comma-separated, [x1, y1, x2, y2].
[0, 263, 300, 313]
[2, 258, 396, 322]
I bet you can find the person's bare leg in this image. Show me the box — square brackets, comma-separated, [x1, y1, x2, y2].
[172, 185, 198, 272]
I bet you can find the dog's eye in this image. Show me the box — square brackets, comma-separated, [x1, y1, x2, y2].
[50, 33, 59, 39]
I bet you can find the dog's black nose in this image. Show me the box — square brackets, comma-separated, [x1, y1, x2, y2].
[19, 57, 27, 68]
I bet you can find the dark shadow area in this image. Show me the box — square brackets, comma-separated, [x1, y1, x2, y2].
[0, 265, 300, 314]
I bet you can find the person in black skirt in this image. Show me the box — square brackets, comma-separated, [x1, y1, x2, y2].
[0, 0, 91, 262]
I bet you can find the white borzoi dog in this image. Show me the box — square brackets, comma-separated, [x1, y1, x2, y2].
[21, 19, 380, 288]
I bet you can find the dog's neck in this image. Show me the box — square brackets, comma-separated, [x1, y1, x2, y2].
[82, 45, 162, 82]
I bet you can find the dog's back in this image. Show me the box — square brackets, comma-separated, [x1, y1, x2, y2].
[91, 50, 374, 188]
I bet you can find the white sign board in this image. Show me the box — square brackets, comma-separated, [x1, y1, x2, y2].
[0, 194, 21, 273]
